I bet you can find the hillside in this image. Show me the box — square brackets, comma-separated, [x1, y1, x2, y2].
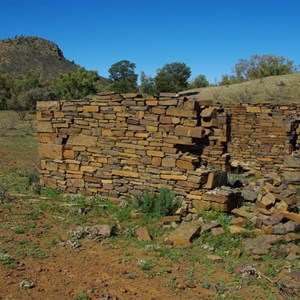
[0, 36, 107, 84]
[180, 73, 300, 103]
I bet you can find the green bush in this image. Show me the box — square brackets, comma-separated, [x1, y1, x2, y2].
[135, 188, 180, 217]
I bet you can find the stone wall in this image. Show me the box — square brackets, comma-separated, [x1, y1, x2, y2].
[225, 102, 300, 173]
[37, 93, 300, 208]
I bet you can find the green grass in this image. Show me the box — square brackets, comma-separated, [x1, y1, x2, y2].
[180, 73, 300, 103]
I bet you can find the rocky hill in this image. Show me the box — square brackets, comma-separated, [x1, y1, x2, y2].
[0, 36, 106, 84]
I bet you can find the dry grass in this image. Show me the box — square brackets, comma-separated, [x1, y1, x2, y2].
[181, 73, 300, 103]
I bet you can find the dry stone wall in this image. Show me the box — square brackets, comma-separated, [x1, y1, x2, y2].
[37, 93, 300, 210]
[226, 102, 300, 173]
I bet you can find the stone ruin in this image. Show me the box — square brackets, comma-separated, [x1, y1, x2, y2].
[36, 92, 300, 239]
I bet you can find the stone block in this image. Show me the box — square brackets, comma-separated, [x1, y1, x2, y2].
[147, 150, 164, 157]
[168, 222, 201, 245]
[200, 107, 216, 118]
[176, 160, 195, 170]
[81, 166, 98, 173]
[159, 216, 181, 224]
[67, 134, 98, 147]
[205, 171, 227, 189]
[37, 122, 54, 133]
[82, 105, 99, 112]
[112, 169, 139, 178]
[162, 157, 176, 168]
[161, 174, 187, 181]
[284, 155, 300, 168]
[256, 193, 276, 210]
[175, 125, 205, 138]
[211, 227, 225, 236]
[246, 105, 261, 113]
[134, 227, 152, 241]
[67, 179, 84, 188]
[38, 143, 63, 159]
[166, 108, 197, 118]
[37, 101, 60, 111]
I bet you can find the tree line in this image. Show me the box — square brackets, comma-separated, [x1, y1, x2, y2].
[0, 54, 298, 112]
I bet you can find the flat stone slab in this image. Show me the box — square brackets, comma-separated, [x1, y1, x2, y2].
[135, 227, 152, 241]
[159, 215, 181, 224]
[243, 234, 284, 254]
[169, 222, 201, 245]
[207, 255, 224, 263]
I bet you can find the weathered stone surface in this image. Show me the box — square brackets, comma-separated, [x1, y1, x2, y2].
[37, 97, 300, 211]
[256, 193, 276, 209]
[211, 227, 225, 236]
[242, 189, 259, 202]
[36, 101, 60, 111]
[38, 143, 63, 159]
[229, 225, 250, 235]
[112, 170, 139, 178]
[166, 108, 197, 118]
[205, 172, 227, 189]
[284, 155, 300, 168]
[162, 157, 176, 168]
[200, 107, 216, 118]
[276, 211, 300, 224]
[201, 220, 220, 232]
[243, 234, 284, 254]
[90, 225, 114, 238]
[135, 226, 152, 241]
[207, 255, 223, 263]
[175, 126, 205, 138]
[67, 179, 84, 188]
[284, 171, 300, 183]
[231, 207, 253, 219]
[161, 174, 187, 180]
[37, 122, 54, 133]
[168, 222, 201, 245]
[67, 134, 98, 147]
[159, 216, 181, 223]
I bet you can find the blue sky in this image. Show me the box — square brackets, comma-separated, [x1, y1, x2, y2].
[1, 0, 300, 83]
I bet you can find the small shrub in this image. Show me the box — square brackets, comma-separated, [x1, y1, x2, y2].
[74, 291, 90, 300]
[135, 188, 180, 217]
[0, 251, 16, 267]
[138, 259, 155, 271]
[26, 170, 39, 186]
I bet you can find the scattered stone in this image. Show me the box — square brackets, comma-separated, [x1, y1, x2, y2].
[276, 211, 300, 224]
[90, 225, 114, 239]
[243, 234, 284, 254]
[159, 215, 181, 224]
[256, 193, 276, 210]
[168, 222, 201, 245]
[232, 207, 253, 219]
[185, 280, 197, 288]
[242, 189, 259, 202]
[211, 227, 225, 236]
[201, 220, 221, 232]
[284, 221, 299, 233]
[228, 225, 251, 235]
[272, 223, 286, 235]
[207, 254, 223, 263]
[231, 217, 246, 227]
[176, 283, 186, 290]
[134, 227, 152, 241]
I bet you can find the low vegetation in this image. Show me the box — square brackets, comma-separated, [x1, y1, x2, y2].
[0, 112, 299, 299]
